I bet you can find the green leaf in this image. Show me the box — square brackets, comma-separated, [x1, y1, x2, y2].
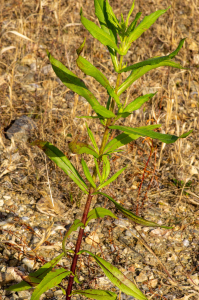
[102, 155, 110, 182]
[76, 56, 121, 107]
[125, 0, 135, 27]
[118, 60, 186, 96]
[31, 269, 71, 300]
[94, 0, 119, 71]
[106, 95, 111, 110]
[118, 93, 156, 118]
[47, 51, 99, 109]
[105, 0, 120, 28]
[79, 251, 148, 300]
[86, 207, 117, 225]
[94, 157, 102, 183]
[81, 14, 121, 54]
[68, 138, 99, 158]
[62, 219, 84, 255]
[126, 12, 142, 37]
[7, 253, 65, 292]
[72, 289, 117, 300]
[99, 192, 173, 228]
[31, 140, 89, 194]
[86, 123, 99, 153]
[124, 93, 156, 113]
[104, 124, 161, 154]
[109, 125, 193, 144]
[76, 37, 86, 56]
[94, 0, 117, 45]
[93, 105, 116, 118]
[121, 39, 186, 72]
[125, 7, 170, 52]
[97, 165, 128, 190]
[81, 158, 96, 188]
[6, 280, 39, 292]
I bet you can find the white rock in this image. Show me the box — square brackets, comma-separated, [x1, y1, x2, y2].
[22, 258, 35, 269]
[0, 199, 4, 206]
[114, 218, 130, 228]
[183, 239, 189, 247]
[17, 291, 31, 300]
[3, 195, 11, 200]
[193, 54, 199, 65]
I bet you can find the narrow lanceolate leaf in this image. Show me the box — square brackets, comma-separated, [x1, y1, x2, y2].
[72, 289, 117, 300]
[31, 269, 71, 300]
[93, 105, 116, 118]
[68, 140, 99, 158]
[109, 125, 193, 144]
[7, 253, 65, 292]
[86, 123, 99, 153]
[79, 251, 148, 300]
[81, 15, 121, 54]
[76, 56, 121, 107]
[102, 155, 110, 182]
[126, 12, 142, 35]
[118, 60, 186, 96]
[62, 219, 84, 255]
[94, 0, 117, 44]
[94, 157, 102, 184]
[97, 165, 128, 190]
[119, 93, 156, 118]
[31, 140, 89, 194]
[47, 50, 99, 109]
[81, 158, 96, 188]
[86, 207, 117, 225]
[94, 0, 119, 71]
[104, 124, 162, 154]
[125, 0, 135, 27]
[121, 39, 186, 73]
[125, 7, 170, 52]
[99, 192, 173, 229]
[105, 0, 119, 28]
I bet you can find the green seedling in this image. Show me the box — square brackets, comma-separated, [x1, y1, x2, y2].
[172, 179, 193, 196]
[8, 1, 192, 299]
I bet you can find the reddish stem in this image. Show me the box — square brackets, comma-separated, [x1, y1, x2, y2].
[136, 140, 153, 215]
[66, 192, 93, 300]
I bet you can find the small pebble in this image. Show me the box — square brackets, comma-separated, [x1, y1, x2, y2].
[114, 218, 130, 228]
[183, 239, 189, 247]
[0, 199, 4, 206]
[21, 217, 29, 221]
[22, 258, 35, 269]
[3, 195, 11, 200]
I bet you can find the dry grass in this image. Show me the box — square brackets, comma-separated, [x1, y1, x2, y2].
[0, 0, 199, 299]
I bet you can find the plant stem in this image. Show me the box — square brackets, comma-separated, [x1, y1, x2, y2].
[66, 192, 93, 300]
[66, 55, 123, 300]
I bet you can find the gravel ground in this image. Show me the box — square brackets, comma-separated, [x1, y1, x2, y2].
[0, 0, 199, 299]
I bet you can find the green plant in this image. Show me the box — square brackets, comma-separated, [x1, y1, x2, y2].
[171, 178, 193, 196]
[8, 1, 192, 299]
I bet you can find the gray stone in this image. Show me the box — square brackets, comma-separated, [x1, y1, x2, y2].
[16, 64, 30, 73]
[17, 290, 31, 300]
[5, 115, 37, 142]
